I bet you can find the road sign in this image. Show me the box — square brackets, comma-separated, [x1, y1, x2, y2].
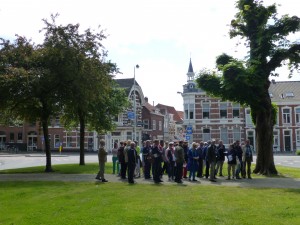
[185, 135, 190, 140]
[186, 126, 193, 135]
[127, 111, 135, 119]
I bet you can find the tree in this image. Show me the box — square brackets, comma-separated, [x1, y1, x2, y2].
[41, 15, 129, 165]
[0, 36, 64, 172]
[196, 0, 300, 175]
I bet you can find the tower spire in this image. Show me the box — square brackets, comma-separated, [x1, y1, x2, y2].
[187, 58, 195, 82]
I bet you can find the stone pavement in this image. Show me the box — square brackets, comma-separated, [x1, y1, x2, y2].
[0, 173, 299, 189]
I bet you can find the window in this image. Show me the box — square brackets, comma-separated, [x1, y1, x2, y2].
[152, 120, 156, 130]
[282, 108, 291, 124]
[9, 133, 14, 143]
[76, 132, 80, 147]
[143, 120, 149, 129]
[55, 117, 60, 127]
[159, 121, 162, 131]
[220, 127, 228, 145]
[232, 103, 240, 118]
[126, 132, 132, 141]
[296, 130, 300, 145]
[233, 127, 240, 142]
[184, 104, 194, 120]
[220, 103, 227, 118]
[295, 108, 300, 124]
[17, 132, 23, 142]
[54, 135, 60, 148]
[203, 128, 211, 142]
[202, 102, 210, 119]
[66, 133, 72, 147]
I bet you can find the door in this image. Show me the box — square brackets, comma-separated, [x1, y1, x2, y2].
[284, 130, 291, 152]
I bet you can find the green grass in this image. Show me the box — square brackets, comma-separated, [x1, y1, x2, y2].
[0, 181, 299, 225]
[1, 162, 299, 178]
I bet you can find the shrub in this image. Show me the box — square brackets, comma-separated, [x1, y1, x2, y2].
[296, 150, 300, 156]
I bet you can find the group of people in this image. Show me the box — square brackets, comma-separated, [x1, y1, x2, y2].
[96, 138, 254, 184]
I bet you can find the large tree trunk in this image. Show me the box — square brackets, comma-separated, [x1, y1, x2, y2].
[79, 111, 85, 165]
[42, 117, 53, 172]
[253, 97, 277, 175]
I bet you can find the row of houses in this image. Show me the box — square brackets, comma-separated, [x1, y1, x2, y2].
[1, 59, 300, 152]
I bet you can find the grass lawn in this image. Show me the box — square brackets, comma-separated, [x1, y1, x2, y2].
[1, 163, 300, 224]
[1, 162, 299, 178]
[0, 181, 300, 225]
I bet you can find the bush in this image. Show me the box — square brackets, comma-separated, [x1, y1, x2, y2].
[296, 150, 300, 156]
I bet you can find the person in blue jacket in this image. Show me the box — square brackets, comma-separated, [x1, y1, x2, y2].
[187, 142, 200, 181]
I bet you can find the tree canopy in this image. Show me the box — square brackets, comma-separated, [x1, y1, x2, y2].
[196, 0, 300, 175]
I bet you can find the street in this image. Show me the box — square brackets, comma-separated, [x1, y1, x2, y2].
[0, 153, 300, 171]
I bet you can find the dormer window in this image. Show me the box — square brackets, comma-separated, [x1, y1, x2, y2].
[285, 92, 294, 97]
[189, 84, 194, 89]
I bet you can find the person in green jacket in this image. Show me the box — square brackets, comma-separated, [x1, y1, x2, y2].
[95, 139, 108, 182]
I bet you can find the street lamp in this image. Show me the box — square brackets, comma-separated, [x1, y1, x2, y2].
[133, 64, 139, 141]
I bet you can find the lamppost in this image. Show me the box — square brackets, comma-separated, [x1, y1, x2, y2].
[133, 64, 139, 141]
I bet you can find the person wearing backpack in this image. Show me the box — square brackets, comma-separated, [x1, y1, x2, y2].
[242, 139, 254, 179]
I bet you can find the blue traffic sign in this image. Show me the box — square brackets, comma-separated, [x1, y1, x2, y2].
[127, 111, 135, 119]
[185, 135, 190, 140]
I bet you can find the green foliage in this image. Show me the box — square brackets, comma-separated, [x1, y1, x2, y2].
[296, 150, 300, 156]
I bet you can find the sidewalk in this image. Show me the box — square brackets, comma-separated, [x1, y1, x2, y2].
[0, 173, 299, 189]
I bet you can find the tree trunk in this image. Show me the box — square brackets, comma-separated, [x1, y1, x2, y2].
[79, 112, 85, 165]
[253, 97, 277, 175]
[42, 117, 53, 172]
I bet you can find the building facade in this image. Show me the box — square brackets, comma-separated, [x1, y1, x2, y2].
[180, 59, 300, 152]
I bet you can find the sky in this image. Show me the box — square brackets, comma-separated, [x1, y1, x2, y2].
[1, 0, 299, 111]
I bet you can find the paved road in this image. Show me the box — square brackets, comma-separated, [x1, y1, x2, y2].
[1, 153, 300, 170]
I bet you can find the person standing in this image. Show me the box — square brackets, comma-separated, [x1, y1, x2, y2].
[226, 144, 237, 180]
[207, 139, 217, 182]
[151, 139, 163, 183]
[112, 142, 119, 175]
[134, 141, 141, 178]
[215, 140, 226, 177]
[242, 139, 254, 179]
[203, 141, 210, 179]
[166, 142, 175, 181]
[127, 142, 137, 184]
[117, 141, 127, 179]
[188, 142, 199, 181]
[234, 140, 243, 179]
[142, 140, 152, 179]
[196, 141, 204, 178]
[95, 139, 108, 182]
[182, 141, 189, 179]
[174, 140, 185, 183]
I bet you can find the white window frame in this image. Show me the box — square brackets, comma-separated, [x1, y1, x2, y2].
[282, 107, 291, 124]
[295, 107, 300, 124]
[152, 120, 156, 130]
[159, 121, 162, 131]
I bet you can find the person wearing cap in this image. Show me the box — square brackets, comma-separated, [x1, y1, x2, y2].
[188, 142, 200, 181]
[207, 139, 217, 182]
[174, 140, 185, 183]
[95, 139, 108, 182]
[165, 142, 176, 181]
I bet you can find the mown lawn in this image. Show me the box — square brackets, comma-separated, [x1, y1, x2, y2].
[1, 162, 299, 178]
[0, 181, 300, 225]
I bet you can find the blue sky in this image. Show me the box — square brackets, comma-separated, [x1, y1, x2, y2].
[1, 0, 299, 111]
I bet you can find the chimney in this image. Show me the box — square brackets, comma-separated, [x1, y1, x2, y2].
[144, 97, 148, 103]
[271, 79, 276, 84]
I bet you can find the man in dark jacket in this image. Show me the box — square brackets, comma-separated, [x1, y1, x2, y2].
[174, 141, 185, 183]
[127, 142, 137, 184]
[151, 139, 163, 183]
[206, 139, 217, 182]
[215, 140, 226, 177]
[142, 140, 152, 179]
[234, 140, 243, 179]
[117, 141, 127, 179]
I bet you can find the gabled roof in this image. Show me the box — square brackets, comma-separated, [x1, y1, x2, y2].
[114, 78, 140, 95]
[144, 102, 164, 116]
[177, 111, 184, 120]
[269, 81, 300, 103]
[155, 104, 183, 122]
